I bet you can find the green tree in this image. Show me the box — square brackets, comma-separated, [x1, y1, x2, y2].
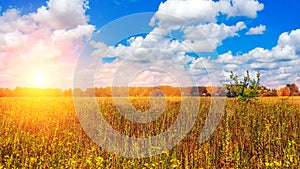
[225, 70, 260, 102]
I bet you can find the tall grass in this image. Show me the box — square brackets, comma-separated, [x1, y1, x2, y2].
[0, 97, 299, 168]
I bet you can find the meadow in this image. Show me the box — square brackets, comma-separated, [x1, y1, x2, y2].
[0, 97, 299, 168]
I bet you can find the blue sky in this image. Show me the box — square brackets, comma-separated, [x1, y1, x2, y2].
[218, 0, 300, 54]
[1, 0, 300, 89]
[2, 0, 299, 54]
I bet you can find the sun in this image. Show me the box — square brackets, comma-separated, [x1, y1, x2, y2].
[29, 73, 50, 88]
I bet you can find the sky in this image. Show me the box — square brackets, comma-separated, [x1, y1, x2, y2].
[1, 0, 300, 89]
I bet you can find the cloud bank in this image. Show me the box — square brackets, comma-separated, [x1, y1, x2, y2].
[1, 0, 300, 89]
[89, 0, 299, 89]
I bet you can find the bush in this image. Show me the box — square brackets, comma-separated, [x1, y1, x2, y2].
[225, 71, 260, 102]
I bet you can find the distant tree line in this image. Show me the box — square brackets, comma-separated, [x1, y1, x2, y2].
[0, 83, 299, 97]
[0, 86, 221, 97]
[0, 87, 65, 97]
[276, 83, 300, 96]
[235, 83, 299, 97]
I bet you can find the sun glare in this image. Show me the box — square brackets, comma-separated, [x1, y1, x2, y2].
[29, 73, 50, 88]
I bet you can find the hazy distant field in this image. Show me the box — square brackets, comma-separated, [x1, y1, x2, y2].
[0, 97, 299, 168]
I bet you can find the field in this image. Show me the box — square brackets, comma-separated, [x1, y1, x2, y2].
[0, 97, 299, 168]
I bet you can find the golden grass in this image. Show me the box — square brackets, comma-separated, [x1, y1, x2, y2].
[0, 97, 299, 168]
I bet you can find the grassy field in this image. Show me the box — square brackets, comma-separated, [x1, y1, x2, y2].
[0, 97, 299, 168]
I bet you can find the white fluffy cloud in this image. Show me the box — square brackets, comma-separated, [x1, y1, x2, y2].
[246, 24, 266, 35]
[151, 0, 264, 29]
[0, 0, 95, 89]
[214, 29, 300, 88]
[31, 0, 90, 29]
[183, 22, 246, 51]
[278, 29, 300, 51]
[151, 0, 219, 29]
[89, 0, 266, 87]
[219, 0, 264, 18]
[0, 9, 37, 33]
